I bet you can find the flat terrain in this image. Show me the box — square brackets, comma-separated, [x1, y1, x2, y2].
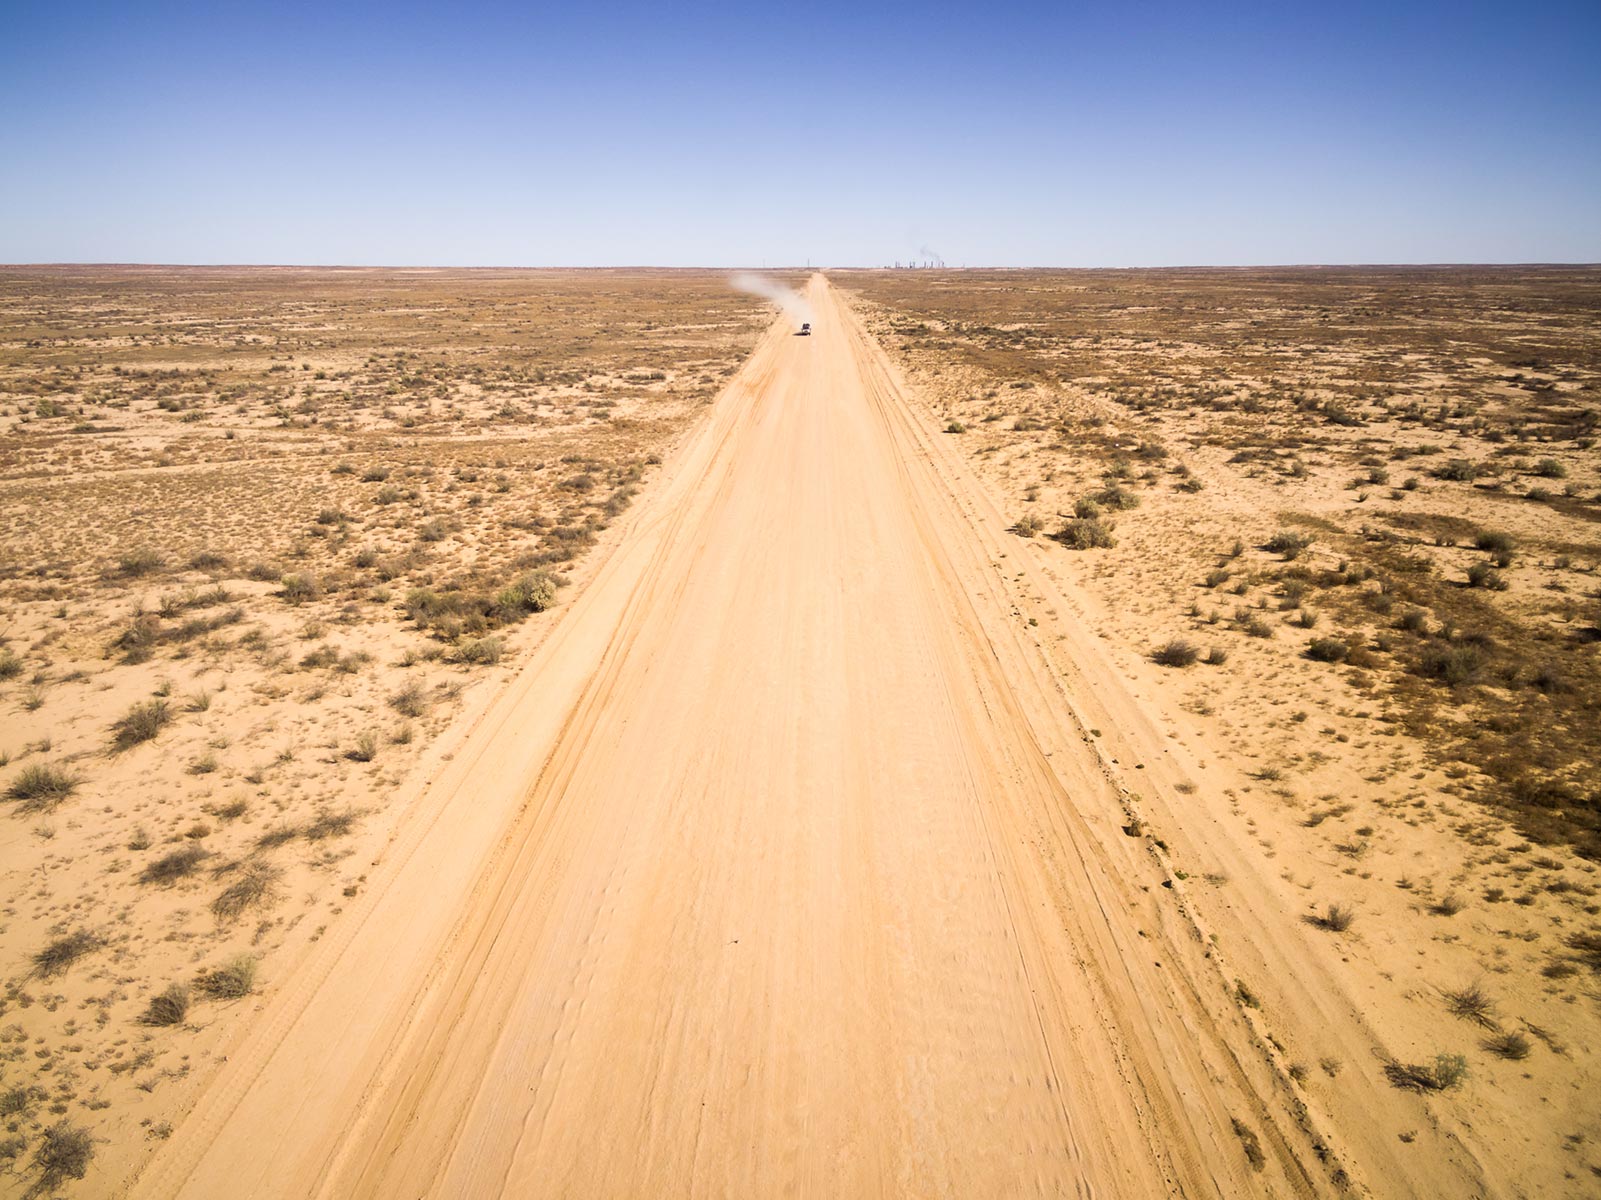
[0, 268, 767, 1193]
[131, 277, 1365, 1198]
[838, 267, 1601, 1196]
[3, 268, 1599, 1197]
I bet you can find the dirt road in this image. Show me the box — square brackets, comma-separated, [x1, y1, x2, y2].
[128, 278, 1392, 1197]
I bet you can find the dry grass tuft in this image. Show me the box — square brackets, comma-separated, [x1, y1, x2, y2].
[1484, 1031, 1531, 1060]
[1383, 1053, 1468, 1092]
[4, 763, 78, 812]
[140, 844, 210, 885]
[1442, 983, 1496, 1026]
[110, 699, 173, 750]
[30, 1120, 95, 1190]
[31, 929, 102, 978]
[1308, 903, 1355, 932]
[211, 861, 283, 922]
[1152, 640, 1201, 668]
[141, 983, 191, 1026]
[197, 955, 259, 1000]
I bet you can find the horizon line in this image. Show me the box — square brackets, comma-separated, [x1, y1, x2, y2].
[3, 261, 1600, 272]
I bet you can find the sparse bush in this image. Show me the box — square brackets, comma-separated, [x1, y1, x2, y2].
[1053, 518, 1116, 550]
[1230, 1117, 1266, 1171]
[943, 420, 965, 434]
[1529, 664, 1565, 693]
[5, 763, 77, 812]
[389, 679, 429, 717]
[1566, 931, 1601, 973]
[0, 1089, 31, 1118]
[1474, 530, 1515, 554]
[30, 1120, 95, 1189]
[255, 825, 300, 850]
[1265, 530, 1313, 560]
[456, 635, 504, 665]
[1465, 562, 1507, 590]
[0, 648, 21, 680]
[211, 861, 283, 921]
[303, 809, 357, 840]
[1418, 644, 1482, 686]
[31, 929, 102, 978]
[1204, 569, 1230, 588]
[118, 547, 165, 577]
[1204, 646, 1229, 665]
[140, 844, 210, 885]
[1013, 513, 1044, 538]
[1242, 617, 1274, 639]
[1384, 1054, 1467, 1092]
[280, 573, 321, 604]
[111, 699, 173, 750]
[1306, 638, 1349, 663]
[197, 954, 258, 999]
[1092, 485, 1140, 511]
[346, 731, 379, 762]
[1152, 640, 1200, 667]
[495, 571, 557, 617]
[1533, 457, 1566, 479]
[1434, 459, 1481, 482]
[142, 983, 190, 1026]
[1443, 983, 1495, 1026]
[1484, 1031, 1531, 1060]
[1309, 903, 1354, 932]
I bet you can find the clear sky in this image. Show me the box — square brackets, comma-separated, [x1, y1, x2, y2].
[4, 0, 1599, 266]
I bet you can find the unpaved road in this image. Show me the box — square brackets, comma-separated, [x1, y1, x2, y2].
[128, 278, 1449, 1198]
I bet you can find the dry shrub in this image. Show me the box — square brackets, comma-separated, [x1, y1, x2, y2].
[140, 844, 210, 885]
[198, 955, 259, 999]
[1308, 903, 1355, 932]
[30, 1120, 95, 1190]
[1152, 640, 1200, 668]
[31, 930, 102, 978]
[1053, 517, 1116, 549]
[1384, 1054, 1467, 1091]
[212, 861, 283, 922]
[141, 983, 190, 1026]
[111, 699, 173, 750]
[1442, 983, 1496, 1026]
[4, 763, 77, 812]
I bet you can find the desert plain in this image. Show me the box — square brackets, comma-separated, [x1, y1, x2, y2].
[0, 265, 1598, 1197]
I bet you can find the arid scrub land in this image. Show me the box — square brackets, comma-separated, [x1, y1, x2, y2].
[0, 267, 766, 1193]
[2, 265, 1600, 1198]
[837, 266, 1601, 1190]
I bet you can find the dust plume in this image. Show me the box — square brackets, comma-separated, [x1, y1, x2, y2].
[730, 272, 814, 329]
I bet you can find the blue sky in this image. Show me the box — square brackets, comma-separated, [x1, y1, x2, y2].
[3, 1, 1598, 265]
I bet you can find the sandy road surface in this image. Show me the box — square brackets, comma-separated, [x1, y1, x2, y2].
[128, 278, 1377, 1198]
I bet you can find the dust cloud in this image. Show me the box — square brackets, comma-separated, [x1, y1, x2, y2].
[730, 272, 814, 328]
